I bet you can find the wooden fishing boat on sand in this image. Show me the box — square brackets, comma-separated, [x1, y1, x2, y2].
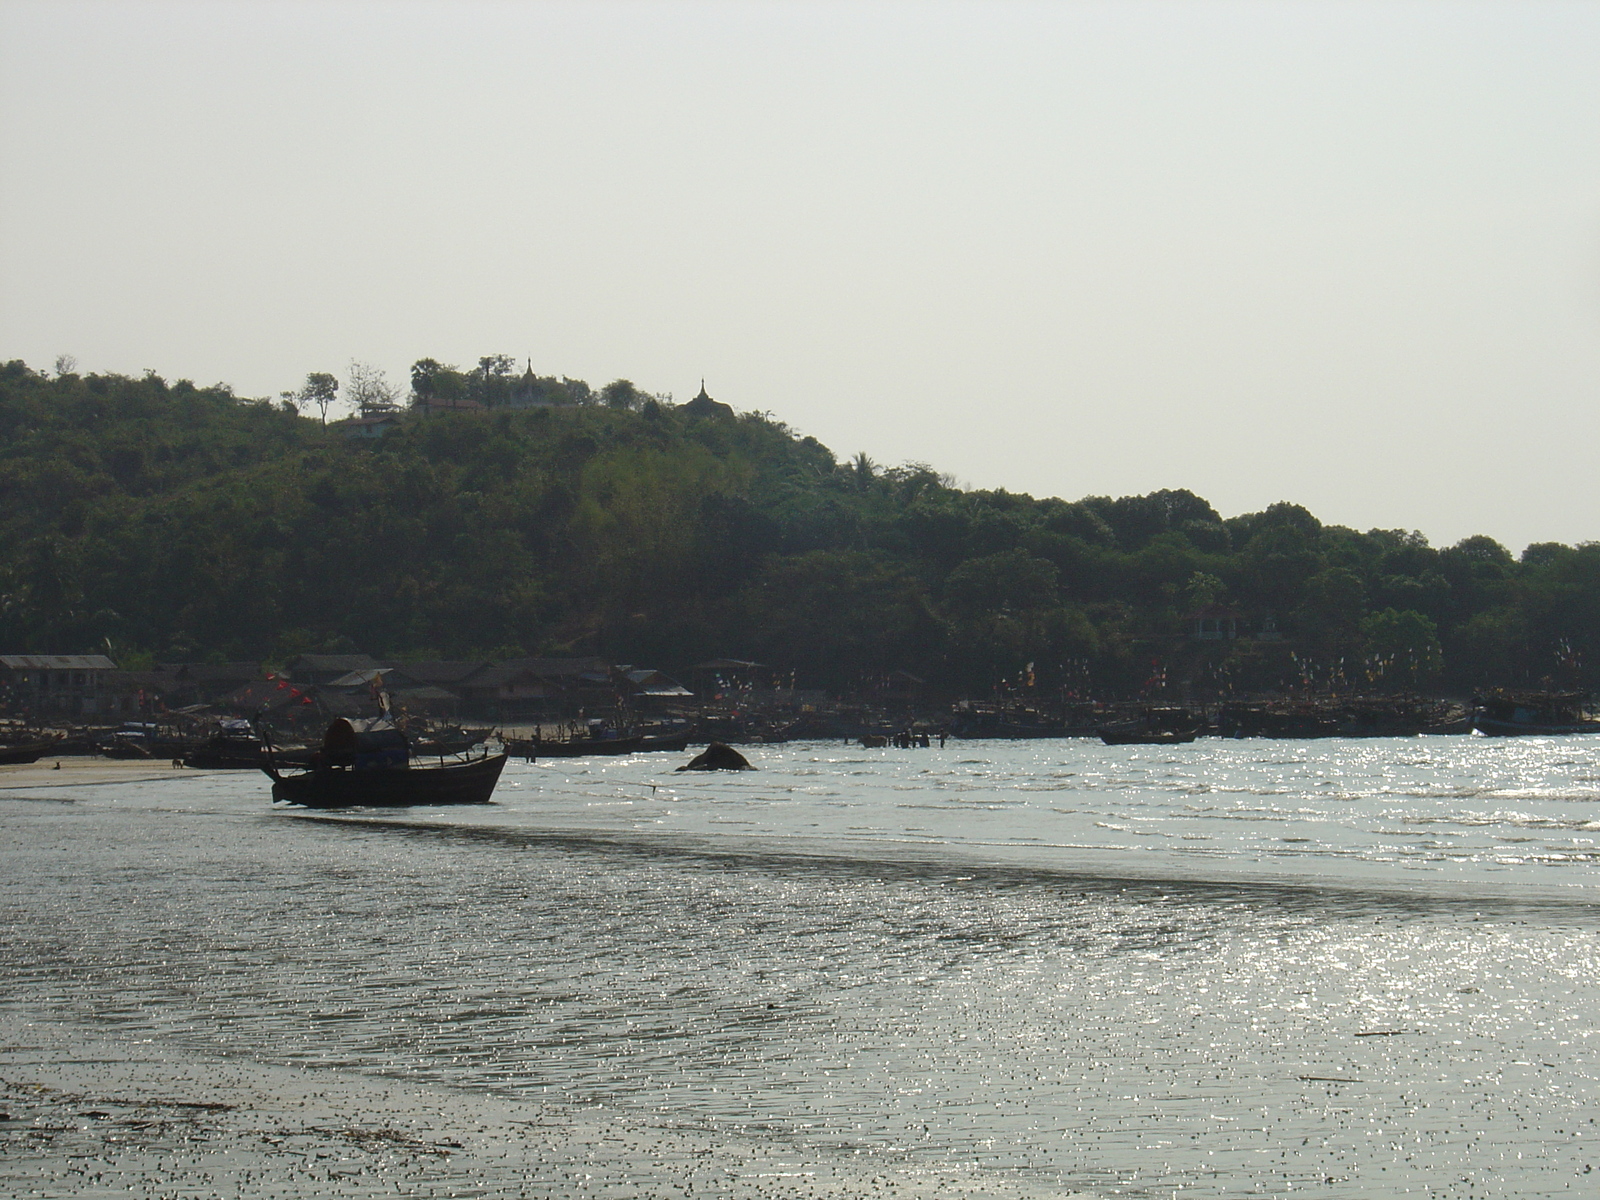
[182, 721, 268, 769]
[265, 719, 507, 808]
[0, 740, 58, 765]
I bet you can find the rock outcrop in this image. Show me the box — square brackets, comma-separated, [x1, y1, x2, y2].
[677, 742, 753, 771]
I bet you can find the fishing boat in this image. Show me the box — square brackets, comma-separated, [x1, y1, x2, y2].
[539, 734, 643, 757]
[264, 719, 507, 808]
[99, 722, 194, 760]
[1098, 727, 1198, 746]
[503, 726, 691, 759]
[1471, 691, 1600, 736]
[0, 740, 57, 765]
[949, 706, 1076, 739]
[182, 720, 267, 769]
[184, 736, 266, 769]
[1097, 706, 1203, 746]
[408, 726, 495, 757]
[638, 728, 694, 753]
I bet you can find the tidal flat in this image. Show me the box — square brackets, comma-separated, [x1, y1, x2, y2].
[3, 739, 1598, 1197]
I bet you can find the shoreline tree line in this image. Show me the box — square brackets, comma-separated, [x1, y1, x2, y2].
[1, 357, 1593, 701]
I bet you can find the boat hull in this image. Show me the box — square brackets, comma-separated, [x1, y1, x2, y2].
[1098, 729, 1199, 746]
[638, 730, 694, 753]
[1471, 718, 1600, 736]
[0, 741, 55, 765]
[266, 753, 508, 808]
[185, 749, 267, 769]
[183, 737, 268, 769]
[518, 736, 642, 758]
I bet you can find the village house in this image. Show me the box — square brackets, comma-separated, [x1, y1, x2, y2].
[442, 665, 530, 716]
[1184, 608, 1286, 645]
[283, 653, 392, 686]
[689, 659, 767, 704]
[1188, 606, 1242, 641]
[396, 661, 496, 692]
[324, 667, 462, 719]
[617, 667, 694, 711]
[99, 668, 175, 718]
[868, 668, 926, 708]
[0, 654, 119, 716]
[336, 412, 402, 439]
[150, 662, 264, 707]
[522, 657, 613, 714]
[474, 657, 616, 719]
[389, 661, 509, 717]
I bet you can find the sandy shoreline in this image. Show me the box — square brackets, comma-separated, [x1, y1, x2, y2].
[0, 760, 1044, 1197]
[0, 1013, 1052, 1199]
[0, 756, 216, 791]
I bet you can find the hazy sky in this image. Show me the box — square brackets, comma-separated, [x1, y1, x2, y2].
[3, 1, 1597, 552]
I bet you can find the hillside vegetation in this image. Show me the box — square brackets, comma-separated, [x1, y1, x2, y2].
[2, 358, 1593, 698]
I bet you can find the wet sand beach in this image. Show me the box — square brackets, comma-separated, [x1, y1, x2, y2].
[4, 738, 1599, 1197]
[1, 1014, 1033, 1199]
[0, 756, 209, 791]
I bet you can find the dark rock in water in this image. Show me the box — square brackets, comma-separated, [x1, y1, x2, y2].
[677, 742, 753, 771]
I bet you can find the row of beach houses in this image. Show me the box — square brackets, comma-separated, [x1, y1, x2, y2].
[0, 653, 803, 722]
[3, 616, 1276, 722]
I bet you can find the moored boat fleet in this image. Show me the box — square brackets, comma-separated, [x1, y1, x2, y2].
[1094, 692, 1598, 744]
[6, 688, 1600, 809]
[233, 689, 1600, 806]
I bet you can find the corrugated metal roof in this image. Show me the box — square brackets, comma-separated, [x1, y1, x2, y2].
[286, 654, 387, 673]
[499, 657, 611, 677]
[390, 685, 460, 702]
[625, 669, 693, 696]
[154, 662, 263, 682]
[0, 654, 118, 670]
[327, 669, 390, 688]
[397, 660, 494, 685]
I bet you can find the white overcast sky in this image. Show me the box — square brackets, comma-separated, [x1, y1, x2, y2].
[3, 0, 1598, 552]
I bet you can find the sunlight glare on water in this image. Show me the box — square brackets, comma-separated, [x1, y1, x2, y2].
[3, 735, 1599, 1196]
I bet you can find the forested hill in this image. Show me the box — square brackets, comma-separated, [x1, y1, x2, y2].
[1, 358, 1594, 698]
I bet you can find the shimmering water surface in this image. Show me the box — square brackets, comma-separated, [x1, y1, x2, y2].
[4, 737, 1600, 1197]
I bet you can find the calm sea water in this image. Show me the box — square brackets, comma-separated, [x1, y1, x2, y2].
[4, 736, 1599, 1197]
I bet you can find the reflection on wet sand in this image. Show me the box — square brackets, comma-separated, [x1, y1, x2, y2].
[3, 738, 1599, 1196]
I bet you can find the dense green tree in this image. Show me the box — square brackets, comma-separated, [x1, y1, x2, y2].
[738, 550, 937, 690]
[1361, 608, 1443, 690]
[295, 372, 339, 425]
[601, 379, 645, 411]
[941, 549, 1070, 687]
[1295, 567, 1367, 656]
[2, 357, 1596, 698]
[410, 358, 471, 402]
